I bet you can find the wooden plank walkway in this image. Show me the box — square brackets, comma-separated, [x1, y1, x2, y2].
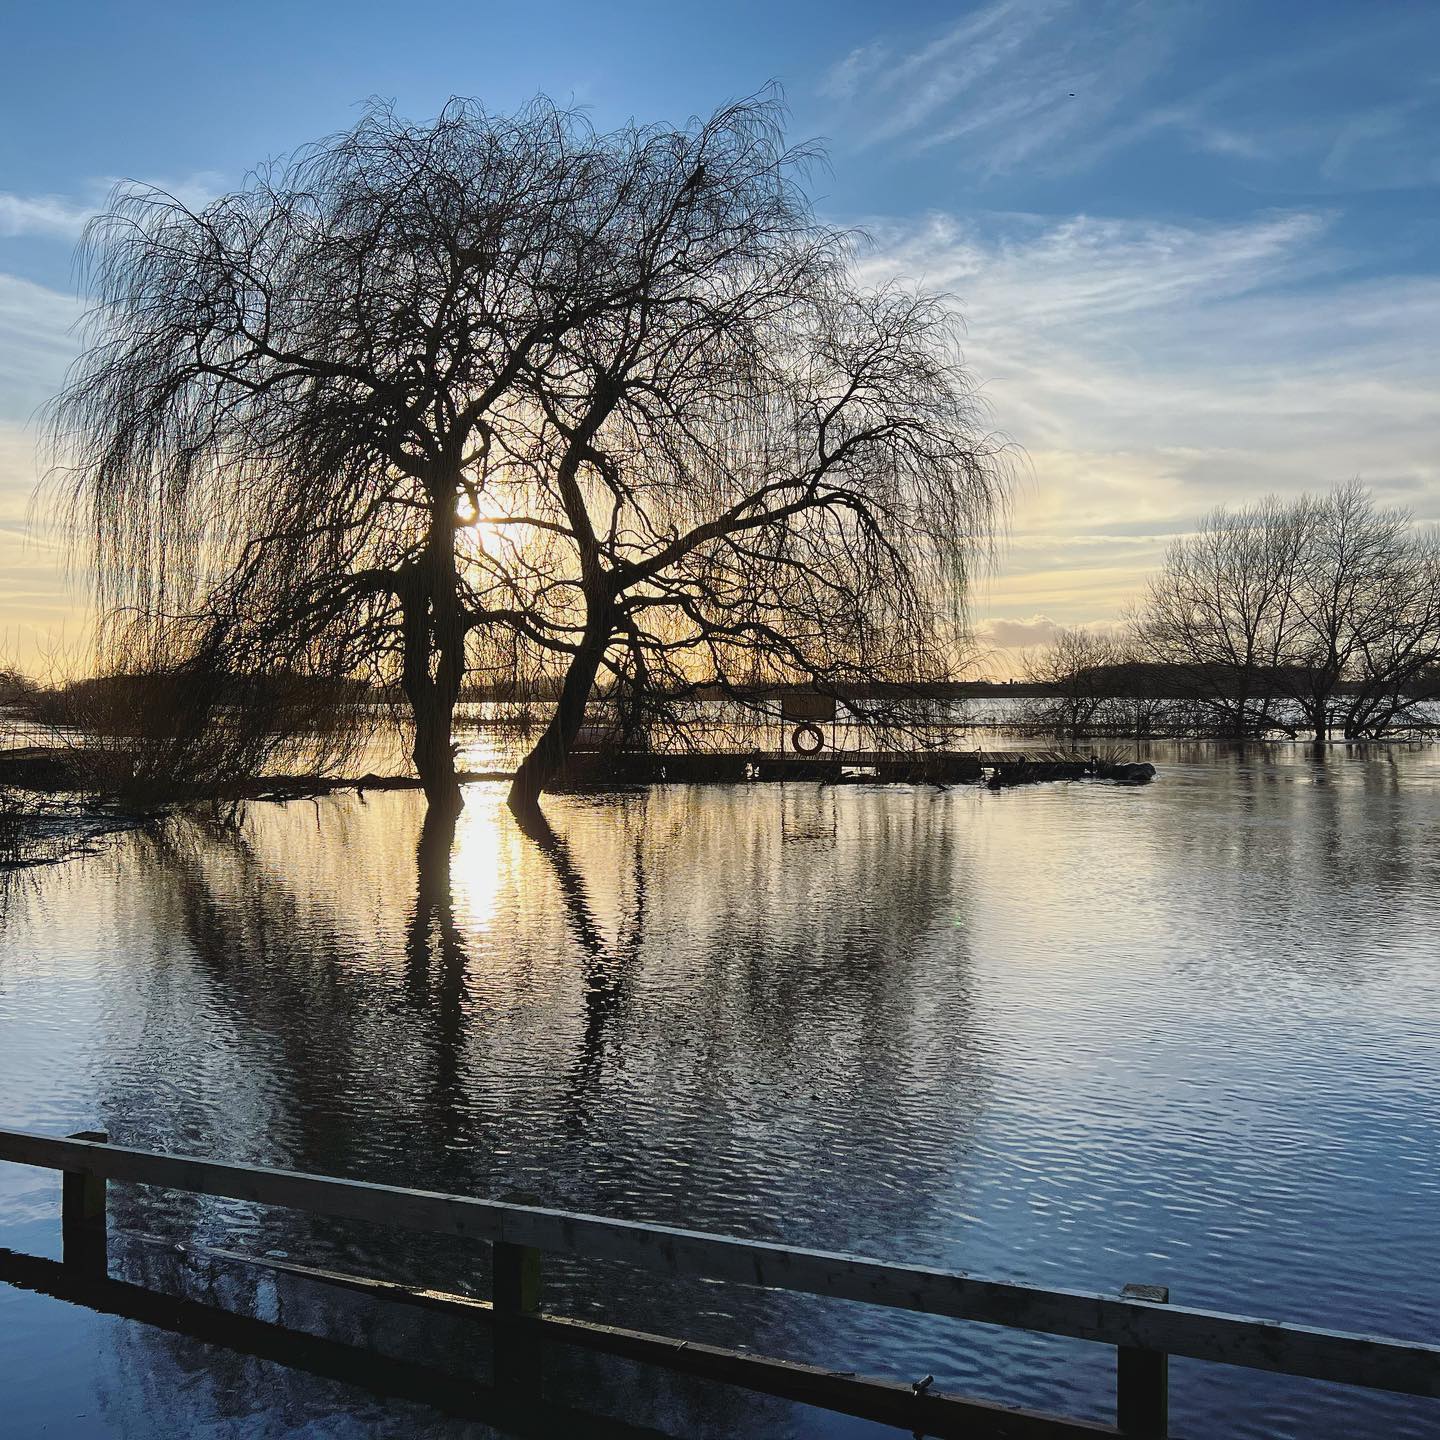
[564, 747, 1092, 787]
[3, 1127, 1436, 1436]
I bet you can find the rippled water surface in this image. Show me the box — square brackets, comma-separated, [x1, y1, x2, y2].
[2, 742, 1438, 1437]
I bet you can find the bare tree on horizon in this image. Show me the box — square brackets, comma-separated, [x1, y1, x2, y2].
[1136, 481, 1440, 742]
[1019, 625, 1135, 735]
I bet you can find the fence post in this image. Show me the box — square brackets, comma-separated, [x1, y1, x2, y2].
[493, 1240, 542, 1393]
[1117, 1282, 1169, 1437]
[62, 1130, 108, 1276]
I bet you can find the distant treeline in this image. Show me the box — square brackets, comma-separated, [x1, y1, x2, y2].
[11, 661, 1434, 718]
[1, 660, 374, 810]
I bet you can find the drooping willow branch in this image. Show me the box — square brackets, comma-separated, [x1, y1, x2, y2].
[45, 89, 1011, 811]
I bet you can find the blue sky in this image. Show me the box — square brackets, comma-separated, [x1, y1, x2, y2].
[2, 0, 1437, 667]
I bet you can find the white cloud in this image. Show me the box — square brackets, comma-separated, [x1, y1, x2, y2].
[0, 171, 225, 244]
[0, 272, 82, 422]
[0, 192, 94, 239]
[848, 209, 1440, 649]
[980, 614, 1061, 648]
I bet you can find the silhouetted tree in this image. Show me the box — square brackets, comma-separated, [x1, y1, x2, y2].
[49, 92, 1007, 814]
[1136, 496, 1308, 737]
[482, 270, 1008, 811]
[1283, 481, 1440, 742]
[1137, 482, 1440, 741]
[1020, 626, 1131, 734]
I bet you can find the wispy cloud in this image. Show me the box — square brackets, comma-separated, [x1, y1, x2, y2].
[818, 42, 891, 102]
[0, 171, 226, 243]
[0, 192, 95, 239]
[1321, 90, 1440, 191]
[0, 272, 82, 421]
[0, 272, 87, 661]
[855, 208, 1440, 646]
[820, 0, 1179, 175]
[817, 1, 1440, 189]
[872, 0, 1065, 146]
[0, 417, 85, 663]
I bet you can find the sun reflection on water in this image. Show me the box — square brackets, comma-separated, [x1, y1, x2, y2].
[450, 794, 512, 931]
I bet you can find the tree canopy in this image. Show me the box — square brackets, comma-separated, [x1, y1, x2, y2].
[48, 92, 1010, 813]
[1136, 481, 1440, 740]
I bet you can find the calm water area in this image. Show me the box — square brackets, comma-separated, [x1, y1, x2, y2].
[1, 739, 1437, 1437]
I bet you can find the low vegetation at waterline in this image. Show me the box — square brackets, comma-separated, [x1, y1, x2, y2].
[44, 90, 1009, 819]
[0, 668, 159, 869]
[2, 654, 374, 807]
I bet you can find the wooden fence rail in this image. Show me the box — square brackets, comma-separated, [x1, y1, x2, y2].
[1, 1126, 1437, 1437]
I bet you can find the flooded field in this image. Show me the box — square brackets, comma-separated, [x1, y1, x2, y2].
[1, 741, 1438, 1437]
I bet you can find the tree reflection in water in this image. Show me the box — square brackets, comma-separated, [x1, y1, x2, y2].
[3, 784, 988, 1436]
[7, 750, 1440, 1436]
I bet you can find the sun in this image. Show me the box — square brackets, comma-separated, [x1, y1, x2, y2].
[473, 518, 504, 556]
[456, 511, 505, 558]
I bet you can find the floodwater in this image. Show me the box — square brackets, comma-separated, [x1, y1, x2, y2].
[1, 742, 1438, 1438]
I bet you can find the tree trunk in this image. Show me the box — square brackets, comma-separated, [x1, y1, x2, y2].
[508, 614, 613, 814]
[411, 684, 460, 811]
[1231, 674, 1251, 739]
[401, 501, 467, 815]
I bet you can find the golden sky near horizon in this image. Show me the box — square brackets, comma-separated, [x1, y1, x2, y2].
[3, 4, 1439, 682]
[4, 201, 1438, 682]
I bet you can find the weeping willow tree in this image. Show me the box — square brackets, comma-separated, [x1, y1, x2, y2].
[48, 90, 1009, 815]
[476, 283, 1009, 810]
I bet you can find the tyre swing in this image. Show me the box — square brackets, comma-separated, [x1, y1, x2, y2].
[790, 722, 825, 755]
